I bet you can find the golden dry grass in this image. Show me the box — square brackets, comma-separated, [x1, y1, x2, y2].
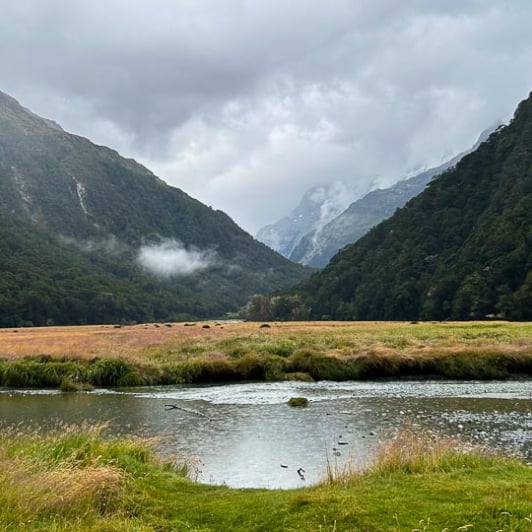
[0, 423, 128, 521]
[1, 460, 124, 516]
[0, 320, 530, 365]
[322, 424, 487, 486]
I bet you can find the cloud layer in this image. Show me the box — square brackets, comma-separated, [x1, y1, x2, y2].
[3, 1, 532, 232]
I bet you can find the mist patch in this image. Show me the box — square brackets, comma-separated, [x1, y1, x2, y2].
[137, 239, 214, 277]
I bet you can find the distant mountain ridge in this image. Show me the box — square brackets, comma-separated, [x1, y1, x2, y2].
[290, 127, 496, 267]
[0, 90, 309, 326]
[292, 92, 532, 321]
[256, 181, 364, 258]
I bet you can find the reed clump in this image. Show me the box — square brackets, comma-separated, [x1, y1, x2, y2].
[323, 424, 500, 486]
[0, 422, 195, 530]
[0, 423, 130, 523]
[369, 426, 494, 475]
[1, 458, 124, 517]
[59, 376, 94, 392]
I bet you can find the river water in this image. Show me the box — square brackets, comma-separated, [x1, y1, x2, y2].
[1, 380, 530, 488]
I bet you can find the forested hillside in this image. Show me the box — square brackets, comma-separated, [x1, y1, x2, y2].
[292, 93, 532, 321]
[0, 90, 308, 326]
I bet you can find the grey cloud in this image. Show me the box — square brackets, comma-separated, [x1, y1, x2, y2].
[2, 1, 532, 233]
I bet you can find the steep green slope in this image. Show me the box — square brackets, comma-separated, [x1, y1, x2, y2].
[0, 91, 308, 325]
[294, 94, 532, 321]
[0, 206, 248, 326]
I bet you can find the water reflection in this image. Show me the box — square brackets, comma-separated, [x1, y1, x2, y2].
[1, 380, 530, 488]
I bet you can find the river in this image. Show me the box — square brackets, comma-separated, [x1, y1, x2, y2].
[1, 380, 530, 488]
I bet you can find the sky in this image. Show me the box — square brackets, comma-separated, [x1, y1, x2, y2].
[2, 1, 532, 234]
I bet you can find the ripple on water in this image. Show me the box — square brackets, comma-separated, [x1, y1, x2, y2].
[124, 379, 532, 404]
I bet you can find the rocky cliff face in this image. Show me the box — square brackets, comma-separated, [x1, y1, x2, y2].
[256, 181, 368, 257]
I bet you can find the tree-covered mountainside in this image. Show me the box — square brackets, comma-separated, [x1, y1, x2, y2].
[292, 93, 532, 321]
[0, 90, 309, 326]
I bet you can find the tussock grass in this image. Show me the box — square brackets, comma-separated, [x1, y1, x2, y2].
[2, 458, 123, 517]
[0, 423, 126, 525]
[370, 425, 494, 475]
[323, 453, 361, 486]
[0, 422, 192, 530]
[0, 321, 530, 387]
[322, 424, 495, 486]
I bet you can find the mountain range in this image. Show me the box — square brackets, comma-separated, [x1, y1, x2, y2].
[258, 128, 496, 268]
[255, 181, 366, 259]
[0, 90, 308, 326]
[290, 92, 532, 321]
[290, 127, 495, 267]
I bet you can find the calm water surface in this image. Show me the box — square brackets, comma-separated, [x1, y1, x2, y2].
[1, 380, 530, 488]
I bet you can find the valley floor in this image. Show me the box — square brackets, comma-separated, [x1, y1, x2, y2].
[0, 321, 531, 387]
[1, 322, 531, 530]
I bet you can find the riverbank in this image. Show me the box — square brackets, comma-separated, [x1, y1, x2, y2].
[0, 423, 530, 531]
[0, 321, 531, 387]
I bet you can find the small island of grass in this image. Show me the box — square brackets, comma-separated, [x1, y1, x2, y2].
[288, 396, 309, 407]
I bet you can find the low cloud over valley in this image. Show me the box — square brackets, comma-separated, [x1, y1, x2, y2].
[137, 239, 214, 277]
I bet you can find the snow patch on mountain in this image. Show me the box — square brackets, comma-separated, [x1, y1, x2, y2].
[255, 180, 371, 257]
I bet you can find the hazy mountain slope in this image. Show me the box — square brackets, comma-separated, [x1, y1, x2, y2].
[293, 93, 532, 321]
[255, 181, 363, 257]
[0, 90, 309, 326]
[290, 128, 495, 268]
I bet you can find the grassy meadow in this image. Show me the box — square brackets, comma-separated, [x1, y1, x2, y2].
[0, 422, 530, 531]
[0, 320, 531, 387]
[1, 322, 531, 530]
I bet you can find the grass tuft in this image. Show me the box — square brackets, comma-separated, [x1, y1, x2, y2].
[370, 425, 495, 475]
[323, 424, 502, 485]
[287, 397, 309, 407]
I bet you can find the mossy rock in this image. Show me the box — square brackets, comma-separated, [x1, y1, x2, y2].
[283, 372, 314, 382]
[288, 397, 309, 408]
[59, 377, 94, 392]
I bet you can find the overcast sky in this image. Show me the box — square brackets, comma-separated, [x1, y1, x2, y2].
[2, 1, 532, 234]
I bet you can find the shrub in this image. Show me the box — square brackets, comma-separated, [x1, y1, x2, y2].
[87, 358, 140, 387]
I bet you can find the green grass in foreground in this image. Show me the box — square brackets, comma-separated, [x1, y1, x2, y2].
[0, 423, 530, 531]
